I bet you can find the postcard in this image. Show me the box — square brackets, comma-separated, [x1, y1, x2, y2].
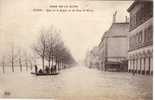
[0, 0, 153, 100]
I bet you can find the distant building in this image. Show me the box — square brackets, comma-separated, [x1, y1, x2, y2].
[127, 0, 153, 75]
[98, 21, 129, 71]
[85, 46, 100, 69]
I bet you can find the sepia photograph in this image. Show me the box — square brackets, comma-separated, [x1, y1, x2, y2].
[0, 0, 153, 100]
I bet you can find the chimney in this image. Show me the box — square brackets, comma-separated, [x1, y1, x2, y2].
[113, 11, 117, 23]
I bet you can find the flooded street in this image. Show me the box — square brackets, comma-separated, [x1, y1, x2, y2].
[0, 66, 152, 100]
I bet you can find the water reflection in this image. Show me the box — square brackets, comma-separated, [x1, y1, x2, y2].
[0, 66, 152, 100]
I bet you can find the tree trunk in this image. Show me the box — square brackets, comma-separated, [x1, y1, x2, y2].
[59, 60, 60, 70]
[58, 60, 59, 71]
[48, 57, 51, 68]
[51, 57, 53, 67]
[61, 60, 63, 69]
[42, 48, 45, 70]
[19, 58, 22, 72]
[56, 57, 58, 71]
[2, 62, 5, 74]
[25, 61, 28, 72]
[30, 62, 33, 71]
[42, 56, 45, 70]
[11, 46, 14, 72]
[20, 64, 22, 72]
[59, 60, 61, 70]
[12, 57, 14, 72]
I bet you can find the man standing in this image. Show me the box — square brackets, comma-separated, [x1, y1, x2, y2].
[34, 65, 38, 73]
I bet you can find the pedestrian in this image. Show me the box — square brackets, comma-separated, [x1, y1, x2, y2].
[38, 69, 43, 74]
[51, 66, 53, 74]
[34, 65, 38, 73]
[45, 66, 50, 73]
[54, 65, 56, 73]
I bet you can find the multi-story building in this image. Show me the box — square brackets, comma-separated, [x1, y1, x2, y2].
[127, 0, 153, 75]
[98, 13, 129, 71]
[85, 46, 100, 69]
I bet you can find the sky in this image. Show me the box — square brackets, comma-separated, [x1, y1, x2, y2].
[0, 0, 133, 62]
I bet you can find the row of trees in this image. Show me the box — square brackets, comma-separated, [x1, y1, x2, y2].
[32, 26, 76, 70]
[0, 25, 76, 73]
[0, 46, 35, 73]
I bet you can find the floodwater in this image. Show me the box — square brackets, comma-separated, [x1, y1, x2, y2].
[0, 66, 153, 100]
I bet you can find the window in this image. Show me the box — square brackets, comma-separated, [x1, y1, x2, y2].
[148, 25, 153, 42]
[134, 15, 137, 29]
[130, 15, 135, 31]
[144, 28, 148, 43]
[143, 25, 153, 46]
[139, 31, 143, 43]
[129, 37, 131, 50]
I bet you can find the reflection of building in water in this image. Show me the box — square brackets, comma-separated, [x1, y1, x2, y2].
[98, 20, 129, 72]
[127, 0, 153, 75]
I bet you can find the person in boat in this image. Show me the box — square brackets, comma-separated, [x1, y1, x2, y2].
[53, 65, 56, 73]
[45, 66, 50, 73]
[50, 66, 53, 74]
[38, 69, 43, 74]
[34, 65, 38, 73]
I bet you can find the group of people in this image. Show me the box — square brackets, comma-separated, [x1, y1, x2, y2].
[34, 65, 57, 74]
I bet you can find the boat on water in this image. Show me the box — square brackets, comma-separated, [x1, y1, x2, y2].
[32, 65, 59, 76]
[31, 72, 59, 76]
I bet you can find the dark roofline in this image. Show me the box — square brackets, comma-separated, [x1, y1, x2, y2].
[98, 22, 129, 47]
[113, 22, 129, 24]
[127, 1, 138, 12]
[108, 22, 129, 31]
[127, 0, 153, 12]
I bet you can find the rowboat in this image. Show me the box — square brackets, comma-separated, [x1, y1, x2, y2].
[31, 72, 59, 76]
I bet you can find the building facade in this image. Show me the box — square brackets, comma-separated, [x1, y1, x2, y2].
[98, 22, 129, 71]
[127, 0, 153, 75]
[85, 46, 100, 69]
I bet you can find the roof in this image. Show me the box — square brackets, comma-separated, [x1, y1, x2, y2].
[127, 0, 138, 12]
[101, 31, 108, 40]
[103, 31, 109, 37]
[105, 22, 129, 37]
[98, 22, 129, 47]
[127, 0, 153, 12]
[98, 31, 109, 47]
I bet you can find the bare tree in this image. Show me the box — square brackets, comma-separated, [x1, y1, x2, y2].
[24, 53, 28, 72]
[18, 49, 23, 72]
[33, 26, 76, 71]
[19, 56, 22, 72]
[30, 60, 33, 70]
[1, 55, 5, 73]
[28, 55, 34, 71]
[27, 53, 36, 71]
[33, 30, 48, 70]
[11, 45, 15, 72]
[52, 33, 64, 70]
[45, 27, 55, 68]
[45, 27, 63, 69]
[18, 48, 33, 72]
[48, 30, 76, 69]
[10, 44, 19, 72]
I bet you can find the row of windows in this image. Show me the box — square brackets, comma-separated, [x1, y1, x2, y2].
[129, 2, 153, 31]
[129, 25, 153, 51]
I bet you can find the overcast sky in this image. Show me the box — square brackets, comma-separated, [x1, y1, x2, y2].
[0, 0, 133, 62]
